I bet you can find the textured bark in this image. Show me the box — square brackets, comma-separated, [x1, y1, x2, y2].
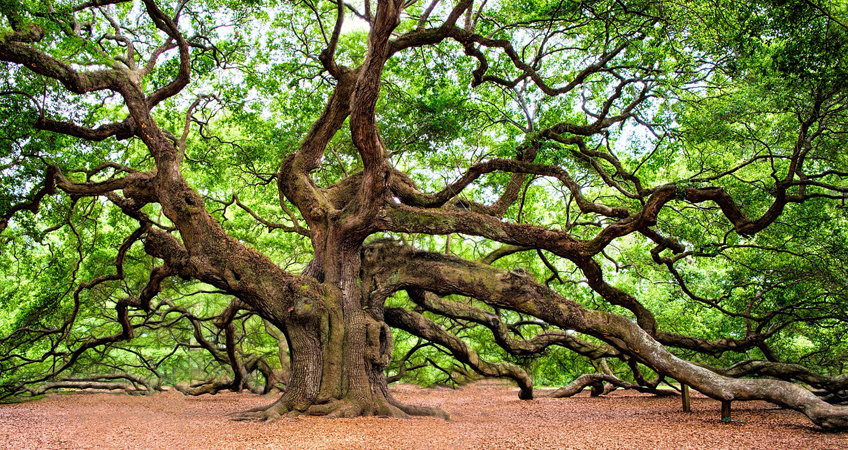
[701, 360, 848, 395]
[547, 373, 672, 398]
[25, 373, 155, 396]
[3, 0, 846, 433]
[27, 381, 147, 395]
[363, 242, 848, 430]
[234, 1, 450, 419]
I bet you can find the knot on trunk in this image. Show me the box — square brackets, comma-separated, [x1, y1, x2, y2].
[365, 317, 392, 367]
[123, 173, 157, 207]
[292, 296, 319, 321]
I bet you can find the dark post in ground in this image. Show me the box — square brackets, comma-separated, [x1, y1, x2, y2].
[721, 400, 732, 423]
[682, 384, 691, 412]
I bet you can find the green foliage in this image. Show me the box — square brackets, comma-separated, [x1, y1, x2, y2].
[1, 0, 847, 398]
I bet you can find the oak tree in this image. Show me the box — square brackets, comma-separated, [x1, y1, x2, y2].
[1, 0, 847, 429]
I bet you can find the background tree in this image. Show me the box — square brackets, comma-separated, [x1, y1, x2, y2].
[1, 0, 847, 429]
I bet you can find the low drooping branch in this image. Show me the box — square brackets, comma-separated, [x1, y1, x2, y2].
[385, 306, 534, 399]
[547, 373, 673, 398]
[159, 298, 273, 395]
[23, 373, 156, 396]
[364, 242, 848, 430]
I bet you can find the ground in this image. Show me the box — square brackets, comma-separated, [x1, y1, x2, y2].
[1, 381, 846, 449]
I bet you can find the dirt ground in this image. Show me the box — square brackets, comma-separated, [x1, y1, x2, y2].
[1, 381, 846, 450]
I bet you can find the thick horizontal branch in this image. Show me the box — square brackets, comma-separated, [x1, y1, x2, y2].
[141, 227, 322, 329]
[701, 360, 848, 394]
[363, 242, 848, 430]
[380, 203, 585, 258]
[0, 24, 129, 95]
[53, 166, 154, 198]
[24, 380, 150, 396]
[35, 116, 136, 141]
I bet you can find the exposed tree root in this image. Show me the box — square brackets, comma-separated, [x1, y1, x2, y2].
[230, 398, 292, 422]
[230, 393, 449, 422]
[388, 393, 451, 419]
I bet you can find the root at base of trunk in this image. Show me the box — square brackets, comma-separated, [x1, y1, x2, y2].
[232, 396, 449, 422]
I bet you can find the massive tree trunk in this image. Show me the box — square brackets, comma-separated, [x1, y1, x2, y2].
[247, 227, 445, 419]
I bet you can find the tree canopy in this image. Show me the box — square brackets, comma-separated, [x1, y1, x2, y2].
[1, 0, 847, 429]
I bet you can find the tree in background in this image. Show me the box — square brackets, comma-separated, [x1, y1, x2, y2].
[1, 0, 847, 429]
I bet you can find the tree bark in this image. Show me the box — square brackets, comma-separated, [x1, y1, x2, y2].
[363, 242, 848, 430]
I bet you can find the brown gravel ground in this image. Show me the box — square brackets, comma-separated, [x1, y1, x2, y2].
[1, 381, 846, 450]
